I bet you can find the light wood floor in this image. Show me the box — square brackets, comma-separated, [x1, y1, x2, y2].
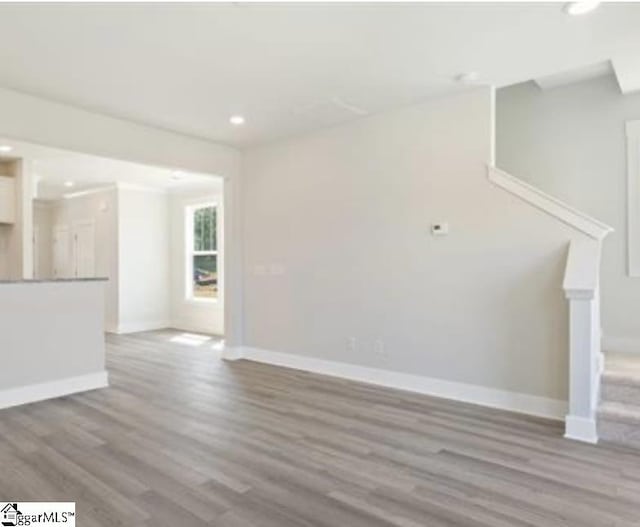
[1, 330, 639, 526]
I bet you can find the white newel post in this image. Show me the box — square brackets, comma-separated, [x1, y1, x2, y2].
[563, 240, 602, 444]
[564, 288, 599, 443]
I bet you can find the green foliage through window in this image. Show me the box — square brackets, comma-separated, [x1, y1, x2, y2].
[193, 206, 216, 252]
[190, 204, 218, 300]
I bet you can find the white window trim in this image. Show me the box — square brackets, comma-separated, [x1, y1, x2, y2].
[185, 201, 220, 303]
[627, 121, 640, 277]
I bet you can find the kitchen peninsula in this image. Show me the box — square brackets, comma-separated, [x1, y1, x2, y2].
[0, 278, 108, 408]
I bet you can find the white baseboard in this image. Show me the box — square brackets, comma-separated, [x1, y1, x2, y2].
[602, 335, 640, 354]
[565, 415, 598, 443]
[225, 346, 567, 421]
[221, 347, 244, 360]
[0, 371, 109, 410]
[114, 320, 172, 335]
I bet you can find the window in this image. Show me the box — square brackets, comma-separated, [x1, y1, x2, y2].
[187, 203, 218, 300]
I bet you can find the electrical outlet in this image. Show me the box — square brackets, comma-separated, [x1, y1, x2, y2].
[346, 337, 357, 353]
[374, 339, 385, 355]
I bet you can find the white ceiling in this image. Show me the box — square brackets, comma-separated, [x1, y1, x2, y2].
[534, 60, 613, 90]
[0, 3, 640, 147]
[0, 139, 222, 200]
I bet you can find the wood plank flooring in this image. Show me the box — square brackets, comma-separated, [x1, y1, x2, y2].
[1, 330, 639, 526]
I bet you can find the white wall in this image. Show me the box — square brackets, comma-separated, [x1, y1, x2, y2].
[169, 189, 224, 335]
[117, 186, 171, 333]
[51, 188, 119, 331]
[243, 87, 587, 403]
[497, 75, 640, 347]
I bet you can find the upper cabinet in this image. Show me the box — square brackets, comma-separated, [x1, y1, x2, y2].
[0, 175, 16, 224]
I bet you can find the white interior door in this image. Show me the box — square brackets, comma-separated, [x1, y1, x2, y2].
[72, 221, 95, 278]
[53, 226, 70, 278]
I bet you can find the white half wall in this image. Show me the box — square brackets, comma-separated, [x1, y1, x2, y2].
[0, 280, 108, 408]
[242, 86, 590, 403]
[496, 75, 640, 348]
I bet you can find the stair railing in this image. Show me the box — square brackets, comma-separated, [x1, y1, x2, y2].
[488, 165, 613, 443]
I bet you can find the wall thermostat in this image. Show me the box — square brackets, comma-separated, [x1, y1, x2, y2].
[431, 223, 449, 236]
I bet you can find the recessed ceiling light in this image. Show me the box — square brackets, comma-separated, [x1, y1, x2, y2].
[564, 1, 600, 15]
[455, 72, 480, 84]
[229, 115, 245, 126]
[0, 145, 13, 153]
[64, 181, 74, 188]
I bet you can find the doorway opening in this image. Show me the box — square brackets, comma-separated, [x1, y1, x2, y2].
[0, 138, 226, 339]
